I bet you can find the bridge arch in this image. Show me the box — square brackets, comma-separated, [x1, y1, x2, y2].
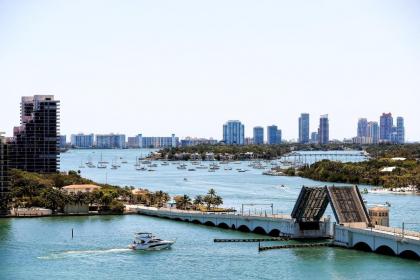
[191, 219, 201, 224]
[399, 250, 420, 260]
[237, 225, 251, 232]
[252, 226, 267, 235]
[353, 242, 373, 252]
[268, 229, 280, 237]
[203, 221, 216, 227]
[173, 217, 183, 222]
[217, 222, 230, 229]
[375, 245, 396, 256]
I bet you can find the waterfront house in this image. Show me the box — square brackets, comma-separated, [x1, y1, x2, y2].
[62, 184, 101, 194]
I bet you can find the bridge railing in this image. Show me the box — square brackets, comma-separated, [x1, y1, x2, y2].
[374, 225, 420, 239]
[136, 206, 292, 220]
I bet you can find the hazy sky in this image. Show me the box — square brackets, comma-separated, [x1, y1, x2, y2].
[0, 0, 419, 141]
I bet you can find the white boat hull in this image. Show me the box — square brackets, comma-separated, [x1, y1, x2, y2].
[129, 240, 175, 251]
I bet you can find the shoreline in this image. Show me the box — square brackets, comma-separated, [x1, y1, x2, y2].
[0, 212, 134, 219]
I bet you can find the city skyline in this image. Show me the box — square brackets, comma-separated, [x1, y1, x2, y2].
[0, 1, 419, 140]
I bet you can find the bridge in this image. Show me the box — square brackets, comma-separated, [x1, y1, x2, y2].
[281, 151, 369, 166]
[135, 185, 420, 259]
[136, 207, 333, 239]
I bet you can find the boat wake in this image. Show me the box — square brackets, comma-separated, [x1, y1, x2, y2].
[38, 248, 131, 260]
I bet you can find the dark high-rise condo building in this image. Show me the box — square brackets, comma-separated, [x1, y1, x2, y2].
[357, 118, 368, 137]
[223, 120, 244, 145]
[253, 126, 264, 145]
[0, 133, 9, 215]
[298, 113, 310, 144]
[267, 125, 281, 145]
[396, 117, 405, 144]
[318, 114, 329, 144]
[367, 121, 379, 144]
[7, 95, 60, 173]
[380, 113, 393, 142]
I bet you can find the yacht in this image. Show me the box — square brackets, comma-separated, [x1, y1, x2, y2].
[128, 233, 175, 251]
[97, 163, 107, 169]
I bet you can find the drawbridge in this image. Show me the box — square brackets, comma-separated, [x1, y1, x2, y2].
[291, 185, 371, 230]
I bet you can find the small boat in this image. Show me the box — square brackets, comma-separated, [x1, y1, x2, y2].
[184, 178, 188, 181]
[188, 168, 196, 171]
[196, 165, 208, 169]
[128, 233, 175, 251]
[97, 163, 107, 169]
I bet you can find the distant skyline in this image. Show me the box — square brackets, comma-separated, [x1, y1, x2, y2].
[0, 0, 419, 141]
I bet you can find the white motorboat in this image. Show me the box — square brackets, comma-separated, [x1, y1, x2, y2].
[128, 233, 175, 251]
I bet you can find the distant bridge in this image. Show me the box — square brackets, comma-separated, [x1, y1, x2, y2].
[281, 152, 369, 165]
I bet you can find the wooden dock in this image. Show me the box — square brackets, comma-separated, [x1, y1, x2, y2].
[259, 242, 333, 251]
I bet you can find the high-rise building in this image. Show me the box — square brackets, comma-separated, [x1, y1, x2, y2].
[71, 133, 94, 148]
[380, 113, 393, 142]
[7, 95, 60, 173]
[267, 125, 278, 145]
[310, 132, 318, 143]
[276, 129, 282, 144]
[0, 133, 9, 215]
[138, 134, 178, 148]
[59, 135, 67, 148]
[253, 126, 264, 145]
[396, 117, 405, 144]
[318, 114, 329, 144]
[127, 137, 140, 148]
[298, 113, 310, 144]
[223, 120, 244, 145]
[244, 137, 254, 145]
[367, 121, 379, 144]
[357, 118, 368, 137]
[180, 137, 218, 147]
[96, 134, 126, 149]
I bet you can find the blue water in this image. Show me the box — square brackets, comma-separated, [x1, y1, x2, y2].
[0, 149, 419, 280]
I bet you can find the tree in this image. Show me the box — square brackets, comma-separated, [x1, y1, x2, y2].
[203, 188, 218, 210]
[110, 200, 125, 213]
[40, 188, 66, 213]
[175, 194, 192, 210]
[193, 195, 204, 207]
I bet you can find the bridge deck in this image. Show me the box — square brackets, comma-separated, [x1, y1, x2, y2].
[326, 186, 371, 225]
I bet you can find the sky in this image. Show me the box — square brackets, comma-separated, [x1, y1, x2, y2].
[0, 0, 419, 141]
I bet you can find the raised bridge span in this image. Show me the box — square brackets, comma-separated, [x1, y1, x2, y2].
[136, 185, 420, 259]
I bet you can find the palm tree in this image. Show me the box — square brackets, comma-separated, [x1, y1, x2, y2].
[203, 188, 218, 210]
[177, 194, 192, 210]
[193, 195, 204, 206]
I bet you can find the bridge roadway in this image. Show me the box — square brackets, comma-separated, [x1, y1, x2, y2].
[334, 223, 420, 258]
[136, 206, 333, 239]
[136, 206, 420, 259]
